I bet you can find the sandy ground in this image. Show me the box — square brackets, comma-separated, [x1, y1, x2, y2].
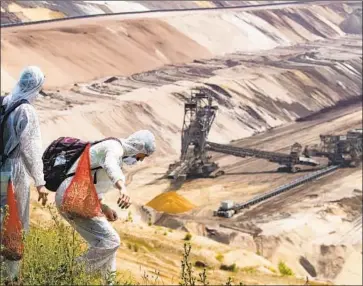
[139, 104, 362, 284]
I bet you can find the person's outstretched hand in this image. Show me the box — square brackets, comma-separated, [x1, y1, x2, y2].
[36, 185, 49, 206]
[117, 193, 131, 210]
[115, 180, 132, 210]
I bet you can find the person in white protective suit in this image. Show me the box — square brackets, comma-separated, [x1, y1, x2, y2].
[54, 130, 156, 283]
[0, 66, 49, 282]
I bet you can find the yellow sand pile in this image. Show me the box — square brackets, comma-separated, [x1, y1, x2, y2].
[146, 192, 195, 214]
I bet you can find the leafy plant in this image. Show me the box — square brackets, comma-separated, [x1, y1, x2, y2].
[278, 260, 294, 277]
[184, 233, 192, 241]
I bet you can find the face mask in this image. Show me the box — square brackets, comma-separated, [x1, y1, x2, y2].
[123, 156, 137, 166]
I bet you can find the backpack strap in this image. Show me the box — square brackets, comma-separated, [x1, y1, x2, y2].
[0, 96, 5, 114]
[91, 137, 122, 146]
[0, 99, 30, 165]
[65, 137, 123, 182]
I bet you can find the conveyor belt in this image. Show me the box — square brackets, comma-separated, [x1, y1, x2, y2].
[206, 141, 318, 166]
[218, 165, 339, 215]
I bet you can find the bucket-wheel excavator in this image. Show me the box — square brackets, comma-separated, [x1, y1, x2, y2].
[167, 88, 319, 185]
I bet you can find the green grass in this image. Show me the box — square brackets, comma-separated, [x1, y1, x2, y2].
[0, 206, 133, 285]
[265, 266, 277, 274]
[278, 260, 294, 277]
[1, 206, 311, 286]
[240, 266, 258, 274]
[122, 233, 155, 252]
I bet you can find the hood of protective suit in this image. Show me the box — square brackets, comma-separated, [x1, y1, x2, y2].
[120, 130, 156, 157]
[3, 66, 45, 107]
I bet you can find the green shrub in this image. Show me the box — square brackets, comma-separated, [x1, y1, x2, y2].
[184, 233, 192, 241]
[215, 253, 224, 262]
[126, 211, 133, 223]
[220, 263, 238, 272]
[278, 261, 294, 277]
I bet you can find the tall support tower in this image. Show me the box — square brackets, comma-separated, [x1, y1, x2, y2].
[168, 88, 221, 181]
[181, 88, 218, 161]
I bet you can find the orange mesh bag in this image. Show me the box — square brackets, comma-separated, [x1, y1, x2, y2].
[0, 180, 24, 261]
[61, 144, 103, 219]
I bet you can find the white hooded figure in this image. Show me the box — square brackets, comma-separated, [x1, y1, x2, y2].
[0, 66, 48, 281]
[54, 129, 156, 284]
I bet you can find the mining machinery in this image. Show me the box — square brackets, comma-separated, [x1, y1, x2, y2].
[167, 88, 319, 184]
[167, 88, 222, 183]
[215, 129, 363, 218]
[304, 128, 363, 167]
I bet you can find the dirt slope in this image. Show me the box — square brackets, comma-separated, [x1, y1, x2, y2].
[28, 35, 361, 156]
[0, 2, 357, 92]
[1, 18, 211, 91]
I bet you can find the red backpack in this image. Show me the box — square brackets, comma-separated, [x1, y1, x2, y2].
[42, 137, 121, 192]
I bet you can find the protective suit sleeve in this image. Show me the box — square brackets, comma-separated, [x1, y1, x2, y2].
[99, 141, 126, 186]
[16, 105, 46, 187]
[98, 193, 104, 200]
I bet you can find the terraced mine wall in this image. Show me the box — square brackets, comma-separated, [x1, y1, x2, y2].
[0, 1, 308, 24]
[1, 2, 359, 90]
[1, 2, 362, 155]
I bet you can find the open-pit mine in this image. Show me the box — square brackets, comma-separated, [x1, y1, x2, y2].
[1, 0, 362, 284]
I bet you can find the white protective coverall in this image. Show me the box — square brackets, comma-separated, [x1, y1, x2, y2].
[55, 130, 156, 278]
[0, 66, 46, 280]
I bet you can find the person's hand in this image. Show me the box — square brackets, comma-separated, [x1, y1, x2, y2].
[115, 180, 132, 209]
[36, 186, 49, 206]
[101, 204, 118, 222]
[117, 193, 131, 209]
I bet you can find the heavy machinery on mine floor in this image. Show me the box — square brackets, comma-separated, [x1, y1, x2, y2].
[167, 88, 320, 185]
[167, 88, 363, 217]
[214, 128, 363, 218]
[304, 129, 362, 167]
